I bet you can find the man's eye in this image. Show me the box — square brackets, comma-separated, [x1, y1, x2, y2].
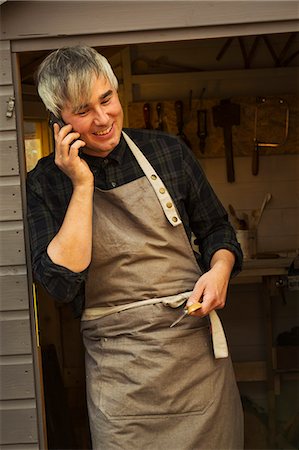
[101, 97, 111, 105]
[77, 110, 88, 116]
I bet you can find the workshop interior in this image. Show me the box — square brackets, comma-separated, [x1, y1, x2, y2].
[20, 33, 299, 450]
[1, 6, 298, 449]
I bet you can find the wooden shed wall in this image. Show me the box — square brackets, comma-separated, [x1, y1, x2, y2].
[0, 39, 40, 449]
[2, 1, 299, 53]
[1, 1, 298, 41]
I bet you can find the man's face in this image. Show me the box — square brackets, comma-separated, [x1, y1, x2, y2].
[61, 75, 124, 157]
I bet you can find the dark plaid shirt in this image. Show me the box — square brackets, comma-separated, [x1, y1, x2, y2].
[27, 128, 242, 317]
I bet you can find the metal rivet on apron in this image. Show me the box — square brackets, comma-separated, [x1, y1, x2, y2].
[172, 216, 178, 222]
[151, 174, 157, 180]
[166, 202, 173, 208]
[111, 181, 117, 188]
[159, 187, 166, 194]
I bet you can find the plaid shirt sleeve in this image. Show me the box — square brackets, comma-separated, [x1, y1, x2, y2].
[136, 131, 243, 277]
[26, 160, 88, 316]
[181, 144, 243, 275]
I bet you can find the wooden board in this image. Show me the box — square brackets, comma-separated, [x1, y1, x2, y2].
[0, 183, 23, 221]
[0, 224, 26, 266]
[0, 316, 32, 356]
[0, 272, 29, 311]
[0, 362, 35, 399]
[0, 131, 19, 176]
[233, 361, 267, 382]
[1, 445, 39, 450]
[0, 41, 12, 85]
[0, 407, 38, 444]
[2, 1, 297, 41]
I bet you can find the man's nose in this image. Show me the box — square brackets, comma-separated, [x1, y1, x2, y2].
[93, 106, 109, 125]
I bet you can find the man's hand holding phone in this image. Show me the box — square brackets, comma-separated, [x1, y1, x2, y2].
[46, 115, 94, 272]
[51, 118, 94, 188]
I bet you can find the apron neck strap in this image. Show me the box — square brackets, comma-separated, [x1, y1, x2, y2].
[122, 131, 182, 227]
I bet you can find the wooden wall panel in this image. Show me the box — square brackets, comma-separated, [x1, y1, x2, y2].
[0, 131, 19, 176]
[0, 363, 35, 399]
[0, 41, 12, 85]
[0, 182, 22, 221]
[0, 224, 26, 266]
[0, 406, 38, 444]
[1, 1, 298, 41]
[0, 271, 29, 311]
[1, 445, 39, 450]
[0, 315, 32, 356]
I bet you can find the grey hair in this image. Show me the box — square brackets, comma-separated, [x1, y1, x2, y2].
[36, 45, 118, 117]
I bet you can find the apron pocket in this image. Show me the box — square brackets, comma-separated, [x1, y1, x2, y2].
[93, 327, 215, 420]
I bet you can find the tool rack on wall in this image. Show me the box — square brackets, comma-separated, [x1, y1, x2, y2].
[118, 47, 299, 182]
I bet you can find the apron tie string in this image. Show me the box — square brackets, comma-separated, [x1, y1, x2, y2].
[82, 291, 228, 359]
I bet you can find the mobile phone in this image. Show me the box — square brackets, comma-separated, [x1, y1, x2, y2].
[48, 112, 84, 155]
[48, 112, 66, 130]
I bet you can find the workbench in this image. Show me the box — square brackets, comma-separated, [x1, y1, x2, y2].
[233, 256, 294, 283]
[231, 256, 298, 448]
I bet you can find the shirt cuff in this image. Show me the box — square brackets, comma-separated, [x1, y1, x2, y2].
[204, 242, 243, 278]
[35, 252, 88, 303]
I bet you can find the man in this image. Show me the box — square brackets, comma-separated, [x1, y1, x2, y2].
[27, 45, 244, 449]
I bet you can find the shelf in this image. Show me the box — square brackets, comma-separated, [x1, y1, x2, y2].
[233, 358, 299, 383]
[233, 361, 267, 382]
[131, 66, 298, 87]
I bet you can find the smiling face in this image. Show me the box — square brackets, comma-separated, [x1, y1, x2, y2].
[61, 75, 124, 157]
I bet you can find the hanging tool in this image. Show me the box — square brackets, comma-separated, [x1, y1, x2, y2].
[143, 103, 152, 129]
[170, 302, 202, 328]
[197, 87, 208, 153]
[197, 110, 208, 153]
[175, 100, 192, 149]
[212, 99, 240, 183]
[155, 103, 164, 131]
[252, 97, 289, 176]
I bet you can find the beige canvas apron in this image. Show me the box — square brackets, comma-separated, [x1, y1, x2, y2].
[81, 132, 243, 449]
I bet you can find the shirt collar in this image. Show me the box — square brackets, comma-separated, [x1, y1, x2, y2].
[81, 133, 127, 167]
